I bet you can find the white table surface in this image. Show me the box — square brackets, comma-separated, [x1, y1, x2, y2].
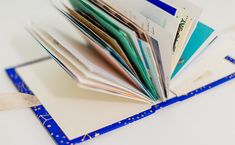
[0, 0, 235, 145]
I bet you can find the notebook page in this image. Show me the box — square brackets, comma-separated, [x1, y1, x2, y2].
[16, 59, 151, 140]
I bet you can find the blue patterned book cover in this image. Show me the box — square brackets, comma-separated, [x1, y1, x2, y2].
[5, 56, 235, 145]
[5, 0, 235, 144]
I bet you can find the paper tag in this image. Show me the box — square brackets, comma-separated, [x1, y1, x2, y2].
[0, 93, 40, 111]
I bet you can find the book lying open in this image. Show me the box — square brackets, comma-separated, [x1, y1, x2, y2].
[6, 0, 235, 144]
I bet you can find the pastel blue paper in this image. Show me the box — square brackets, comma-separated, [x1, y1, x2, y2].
[171, 22, 215, 78]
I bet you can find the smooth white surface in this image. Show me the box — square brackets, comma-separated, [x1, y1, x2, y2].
[0, 0, 235, 145]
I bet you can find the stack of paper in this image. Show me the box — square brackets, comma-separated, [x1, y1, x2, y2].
[8, 0, 235, 144]
[27, 0, 217, 104]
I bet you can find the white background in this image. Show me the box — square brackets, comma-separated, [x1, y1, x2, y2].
[0, 0, 235, 145]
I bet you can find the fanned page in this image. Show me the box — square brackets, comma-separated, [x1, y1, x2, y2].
[160, 0, 202, 40]
[27, 0, 221, 105]
[170, 31, 235, 96]
[28, 23, 153, 104]
[17, 0, 235, 143]
[101, 0, 177, 97]
[15, 59, 151, 139]
[147, 0, 194, 72]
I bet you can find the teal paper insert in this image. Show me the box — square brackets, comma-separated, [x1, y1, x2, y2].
[171, 22, 215, 78]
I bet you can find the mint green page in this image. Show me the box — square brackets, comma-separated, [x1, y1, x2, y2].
[69, 0, 158, 100]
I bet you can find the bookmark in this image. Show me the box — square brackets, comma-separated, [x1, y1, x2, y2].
[0, 93, 40, 111]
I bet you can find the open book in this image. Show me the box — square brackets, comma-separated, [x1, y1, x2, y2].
[27, 0, 217, 104]
[7, 0, 235, 144]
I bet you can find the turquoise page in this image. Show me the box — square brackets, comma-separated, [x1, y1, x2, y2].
[171, 22, 215, 78]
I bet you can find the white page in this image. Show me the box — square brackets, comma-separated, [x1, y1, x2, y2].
[147, 0, 194, 72]
[160, 0, 202, 72]
[27, 4, 153, 101]
[16, 59, 151, 140]
[81, 0, 148, 72]
[103, 0, 179, 37]
[28, 24, 152, 103]
[52, 3, 156, 99]
[99, 0, 175, 97]
[173, 31, 217, 78]
[81, 0, 168, 99]
[170, 32, 235, 96]
[140, 40, 166, 100]
[170, 8, 194, 72]
[44, 27, 148, 97]
[161, 0, 202, 40]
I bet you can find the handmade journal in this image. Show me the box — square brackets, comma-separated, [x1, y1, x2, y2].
[6, 0, 235, 144]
